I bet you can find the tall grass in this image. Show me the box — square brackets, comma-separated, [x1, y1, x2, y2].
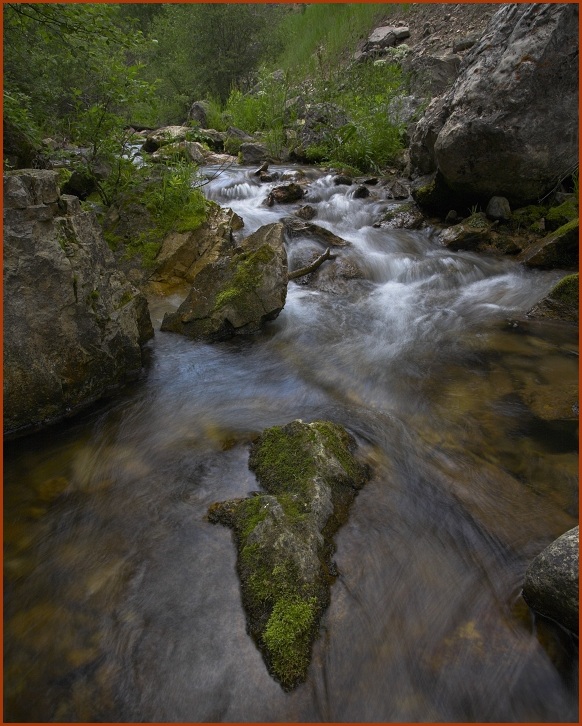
[275, 4, 406, 79]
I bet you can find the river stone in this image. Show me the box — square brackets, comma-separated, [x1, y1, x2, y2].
[410, 4, 579, 206]
[265, 183, 305, 205]
[147, 202, 244, 294]
[4, 169, 153, 437]
[208, 419, 370, 690]
[527, 273, 579, 323]
[160, 222, 287, 340]
[523, 526, 579, 633]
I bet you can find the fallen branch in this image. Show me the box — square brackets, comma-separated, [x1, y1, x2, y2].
[288, 247, 335, 280]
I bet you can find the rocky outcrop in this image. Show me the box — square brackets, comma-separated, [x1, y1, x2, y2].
[527, 273, 579, 323]
[523, 526, 579, 633]
[208, 419, 370, 690]
[147, 202, 244, 295]
[160, 222, 287, 340]
[518, 218, 579, 269]
[410, 4, 579, 206]
[4, 169, 153, 437]
[187, 101, 209, 128]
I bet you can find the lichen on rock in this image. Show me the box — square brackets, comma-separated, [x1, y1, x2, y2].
[207, 419, 370, 690]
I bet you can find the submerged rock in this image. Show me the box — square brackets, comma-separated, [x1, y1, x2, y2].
[208, 419, 370, 690]
[523, 526, 579, 633]
[160, 222, 287, 340]
[4, 169, 153, 437]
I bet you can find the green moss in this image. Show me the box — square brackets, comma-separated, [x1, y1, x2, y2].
[312, 421, 366, 487]
[546, 198, 579, 231]
[224, 136, 243, 156]
[248, 422, 317, 497]
[262, 595, 318, 687]
[103, 230, 122, 251]
[214, 245, 275, 310]
[510, 204, 548, 233]
[117, 290, 134, 309]
[550, 273, 579, 306]
[552, 217, 579, 241]
[238, 496, 269, 539]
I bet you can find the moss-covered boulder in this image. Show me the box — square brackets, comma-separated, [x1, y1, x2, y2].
[545, 196, 578, 231]
[527, 273, 579, 323]
[439, 212, 523, 255]
[519, 218, 579, 269]
[208, 419, 370, 690]
[161, 222, 287, 340]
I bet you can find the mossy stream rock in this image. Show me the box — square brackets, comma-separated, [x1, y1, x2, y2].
[161, 222, 287, 340]
[518, 218, 579, 269]
[527, 273, 579, 323]
[208, 419, 370, 690]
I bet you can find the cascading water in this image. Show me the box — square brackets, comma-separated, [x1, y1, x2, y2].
[4, 164, 578, 723]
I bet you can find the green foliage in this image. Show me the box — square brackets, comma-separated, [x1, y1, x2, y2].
[274, 4, 393, 77]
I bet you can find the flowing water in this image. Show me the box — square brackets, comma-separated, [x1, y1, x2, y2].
[4, 165, 578, 722]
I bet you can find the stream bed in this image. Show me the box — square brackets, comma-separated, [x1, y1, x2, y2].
[4, 165, 578, 722]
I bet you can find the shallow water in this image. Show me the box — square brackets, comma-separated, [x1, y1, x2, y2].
[4, 165, 578, 722]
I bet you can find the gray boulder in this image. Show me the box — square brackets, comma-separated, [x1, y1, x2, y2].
[160, 222, 287, 340]
[402, 52, 461, 98]
[239, 142, 270, 165]
[523, 526, 579, 633]
[410, 4, 579, 206]
[486, 196, 511, 221]
[4, 170, 153, 436]
[187, 101, 209, 128]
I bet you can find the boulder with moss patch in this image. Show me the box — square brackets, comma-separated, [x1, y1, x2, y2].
[161, 222, 287, 340]
[519, 218, 579, 269]
[527, 274, 579, 323]
[208, 419, 370, 690]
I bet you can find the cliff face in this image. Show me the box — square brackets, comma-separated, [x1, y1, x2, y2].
[4, 169, 154, 436]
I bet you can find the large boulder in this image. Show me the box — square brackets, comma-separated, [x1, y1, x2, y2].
[410, 4, 579, 206]
[186, 101, 209, 128]
[142, 125, 191, 153]
[523, 526, 579, 633]
[239, 142, 270, 165]
[147, 202, 244, 294]
[3, 170, 153, 437]
[160, 222, 288, 340]
[208, 419, 370, 690]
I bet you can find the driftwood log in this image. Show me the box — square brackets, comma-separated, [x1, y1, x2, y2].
[288, 247, 335, 280]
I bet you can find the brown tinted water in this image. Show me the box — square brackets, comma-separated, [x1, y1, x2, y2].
[4, 166, 578, 722]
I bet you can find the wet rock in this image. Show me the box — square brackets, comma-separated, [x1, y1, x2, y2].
[239, 142, 270, 165]
[523, 526, 579, 633]
[4, 170, 153, 437]
[282, 217, 349, 247]
[160, 222, 287, 341]
[265, 183, 305, 206]
[353, 185, 370, 199]
[375, 202, 424, 230]
[519, 219, 579, 269]
[486, 196, 511, 222]
[439, 213, 494, 251]
[295, 204, 317, 221]
[385, 180, 409, 200]
[410, 4, 579, 206]
[208, 419, 370, 690]
[333, 175, 353, 186]
[147, 202, 244, 295]
[527, 274, 579, 323]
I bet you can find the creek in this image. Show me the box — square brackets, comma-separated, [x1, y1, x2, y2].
[4, 164, 578, 722]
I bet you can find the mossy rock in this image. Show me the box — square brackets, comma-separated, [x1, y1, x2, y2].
[527, 273, 579, 323]
[208, 419, 370, 690]
[520, 218, 579, 269]
[545, 196, 579, 231]
[509, 204, 548, 233]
